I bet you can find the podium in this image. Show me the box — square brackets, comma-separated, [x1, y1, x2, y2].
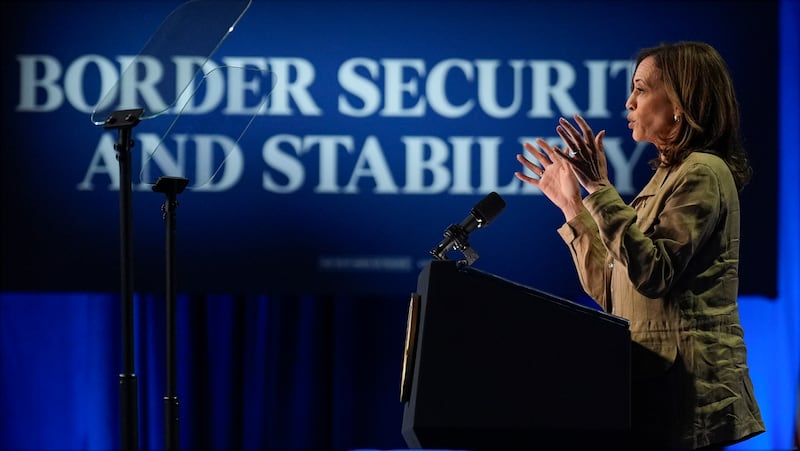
[400, 260, 631, 450]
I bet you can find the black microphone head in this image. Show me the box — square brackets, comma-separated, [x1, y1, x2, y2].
[471, 192, 505, 227]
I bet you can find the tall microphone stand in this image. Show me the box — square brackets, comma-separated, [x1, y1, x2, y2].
[152, 176, 189, 451]
[103, 108, 144, 451]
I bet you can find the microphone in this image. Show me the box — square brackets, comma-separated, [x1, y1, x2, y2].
[430, 191, 506, 265]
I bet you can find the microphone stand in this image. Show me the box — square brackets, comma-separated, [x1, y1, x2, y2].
[430, 223, 480, 265]
[103, 108, 144, 451]
[152, 176, 189, 451]
[429, 192, 506, 266]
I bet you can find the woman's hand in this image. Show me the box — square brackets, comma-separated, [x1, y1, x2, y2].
[515, 138, 585, 221]
[556, 114, 611, 194]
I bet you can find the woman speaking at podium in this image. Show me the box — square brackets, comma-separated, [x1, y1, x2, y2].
[515, 41, 765, 450]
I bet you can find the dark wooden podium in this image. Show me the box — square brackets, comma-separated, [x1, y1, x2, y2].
[400, 260, 631, 450]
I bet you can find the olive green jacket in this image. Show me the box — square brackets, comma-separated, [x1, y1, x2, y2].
[557, 151, 765, 449]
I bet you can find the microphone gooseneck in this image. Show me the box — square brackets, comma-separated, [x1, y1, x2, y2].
[430, 192, 506, 265]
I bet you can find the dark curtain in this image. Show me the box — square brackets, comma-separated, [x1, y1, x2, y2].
[0, 292, 412, 451]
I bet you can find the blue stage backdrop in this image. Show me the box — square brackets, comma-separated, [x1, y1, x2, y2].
[1, 0, 778, 299]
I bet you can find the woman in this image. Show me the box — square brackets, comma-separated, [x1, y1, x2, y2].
[515, 41, 765, 449]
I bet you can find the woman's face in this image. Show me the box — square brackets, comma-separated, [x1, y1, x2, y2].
[625, 56, 678, 148]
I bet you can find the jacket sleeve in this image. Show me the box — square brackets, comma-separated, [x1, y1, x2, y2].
[583, 162, 723, 299]
[557, 209, 610, 309]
